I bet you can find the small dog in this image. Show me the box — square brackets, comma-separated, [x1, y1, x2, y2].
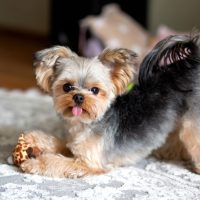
[20, 34, 200, 178]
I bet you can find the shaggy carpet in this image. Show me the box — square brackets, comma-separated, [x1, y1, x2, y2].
[0, 88, 200, 200]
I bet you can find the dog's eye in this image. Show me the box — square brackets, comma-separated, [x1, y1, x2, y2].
[90, 87, 99, 95]
[63, 83, 74, 92]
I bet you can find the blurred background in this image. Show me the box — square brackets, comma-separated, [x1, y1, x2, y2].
[0, 0, 199, 90]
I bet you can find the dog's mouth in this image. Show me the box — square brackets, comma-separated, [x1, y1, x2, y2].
[70, 106, 89, 117]
[71, 106, 83, 116]
[63, 106, 92, 121]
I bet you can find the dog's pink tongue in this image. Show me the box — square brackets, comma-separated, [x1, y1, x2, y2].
[72, 106, 82, 116]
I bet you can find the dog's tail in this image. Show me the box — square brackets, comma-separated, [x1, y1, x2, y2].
[139, 34, 200, 92]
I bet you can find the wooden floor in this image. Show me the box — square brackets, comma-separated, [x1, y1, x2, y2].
[0, 30, 48, 90]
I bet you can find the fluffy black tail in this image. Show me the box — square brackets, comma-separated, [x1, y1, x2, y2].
[139, 34, 200, 92]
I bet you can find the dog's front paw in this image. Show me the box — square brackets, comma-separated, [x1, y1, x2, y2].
[64, 168, 88, 179]
[20, 159, 42, 175]
[63, 160, 106, 179]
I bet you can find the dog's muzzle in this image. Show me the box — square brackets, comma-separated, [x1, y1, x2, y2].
[73, 94, 84, 105]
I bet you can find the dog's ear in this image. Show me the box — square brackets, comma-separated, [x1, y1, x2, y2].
[98, 48, 138, 95]
[34, 46, 76, 93]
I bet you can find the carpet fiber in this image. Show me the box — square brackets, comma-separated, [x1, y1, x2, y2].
[0, 88, 200, 200]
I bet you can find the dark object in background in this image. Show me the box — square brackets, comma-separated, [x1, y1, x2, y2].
[50, 0, 148, 52]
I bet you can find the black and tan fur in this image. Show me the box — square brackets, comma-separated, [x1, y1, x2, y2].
[17, 34, 200, 178]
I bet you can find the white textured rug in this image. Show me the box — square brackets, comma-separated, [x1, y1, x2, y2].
[0, 88, 200, 200]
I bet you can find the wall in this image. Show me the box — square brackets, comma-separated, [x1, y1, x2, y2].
[148, 0, 200, 33]
[0, 0, 50, 35]
[0, 0, 199, 36]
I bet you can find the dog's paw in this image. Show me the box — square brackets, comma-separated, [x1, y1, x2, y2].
[192, 164, 200, 174]
[64, 169, 88, 179]
[20, 159, 42, 175]
[63, 162, 106, 179]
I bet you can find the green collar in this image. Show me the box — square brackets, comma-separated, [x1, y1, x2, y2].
[127, 83, 134, 93]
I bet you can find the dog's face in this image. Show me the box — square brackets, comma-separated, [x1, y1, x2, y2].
[34, 46, 137, 123]
[52, 56, 116, 123]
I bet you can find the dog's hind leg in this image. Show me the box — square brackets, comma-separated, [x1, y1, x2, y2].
[179, 119, 200, 174]
[153, 126, 190, 161]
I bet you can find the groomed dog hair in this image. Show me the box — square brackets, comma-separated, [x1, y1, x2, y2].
[111, 35, 200, 157]
[19, 34, 200, 178]
[139, 34, 200, 91]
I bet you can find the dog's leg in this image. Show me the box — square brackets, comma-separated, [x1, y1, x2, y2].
[20, 153, 105, 178]
[153, 127, 190, 161]
[23, 130, 71, 157]
[21, 132, 106, 178]
[179, 120, 200, 173]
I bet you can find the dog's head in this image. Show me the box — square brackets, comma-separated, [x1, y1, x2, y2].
[34, 46, 137, 123]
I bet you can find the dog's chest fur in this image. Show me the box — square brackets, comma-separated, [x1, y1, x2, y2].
[65, 120, 105, 168]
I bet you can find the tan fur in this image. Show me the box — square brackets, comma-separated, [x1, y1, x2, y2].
[20, 128, 106, 178]
[98, 48, 137, 95]
[154, 119, 200, 174]
[17, 45, 200, 178]
[19, 45, 200, 179]
[153, 127, 190, 161]
[35, 66, 53, 93]
[179, 120, 200, 173]
[21, 154, 105, 178]
[23, 130, 72, 157]
[34, 46, 76, 93]
[67, 129, 104, 169]
[53, 79, 114, 122]
[110, 151, 148, 167]
[64, 119, 105, 169]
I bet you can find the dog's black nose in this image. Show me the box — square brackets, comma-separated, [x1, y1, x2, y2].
[73, 94, 84, 104]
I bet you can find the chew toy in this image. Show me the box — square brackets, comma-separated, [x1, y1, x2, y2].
[12, 134, 39, 166]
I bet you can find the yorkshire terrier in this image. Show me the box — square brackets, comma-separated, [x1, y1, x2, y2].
[19, 34, 200, 178]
